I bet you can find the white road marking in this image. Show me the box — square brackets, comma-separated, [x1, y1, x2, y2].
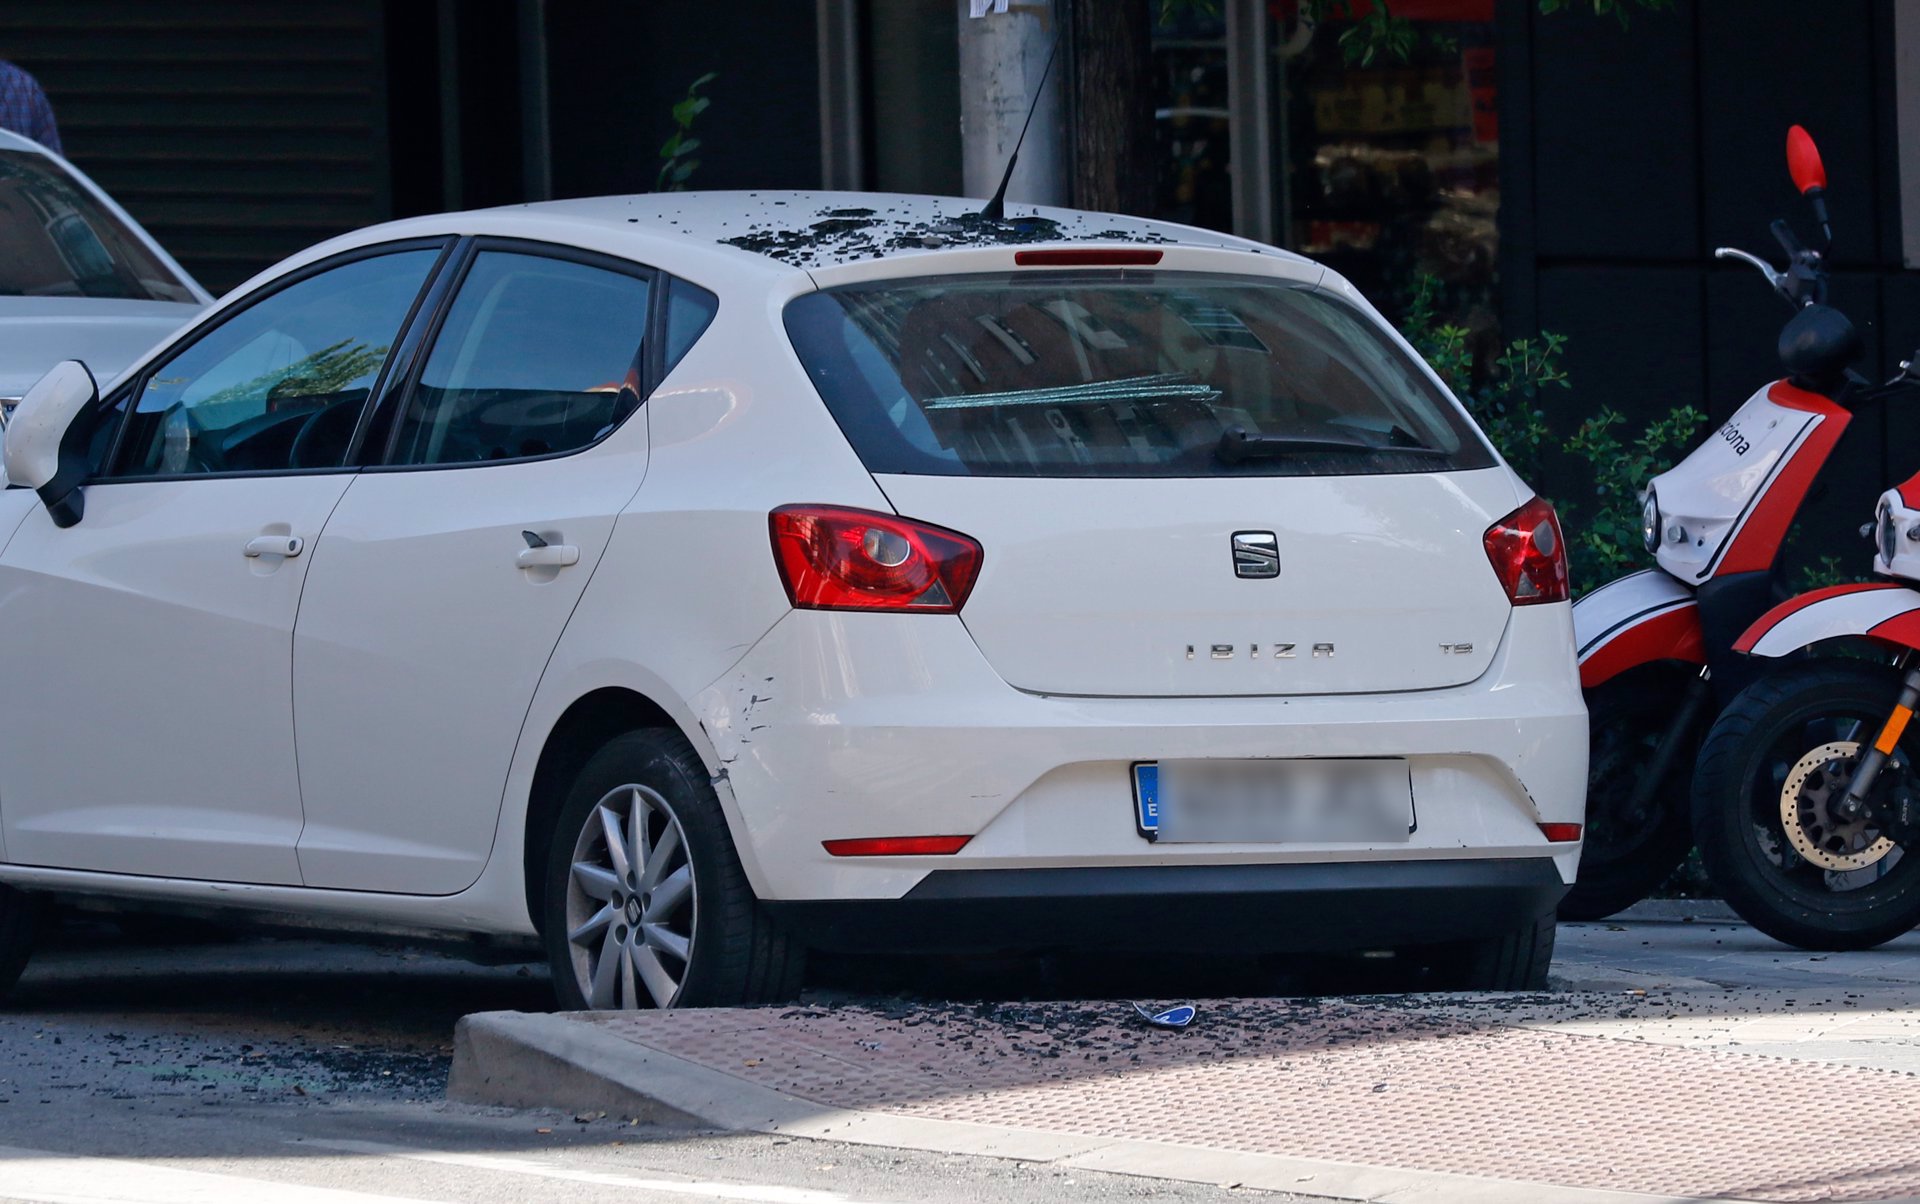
[0, 1144, 434, 1204]
[302, 1139, 903, 1204]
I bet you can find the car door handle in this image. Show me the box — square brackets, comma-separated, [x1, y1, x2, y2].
[243, 535, 303, 559]
[517, 544, 580, 569]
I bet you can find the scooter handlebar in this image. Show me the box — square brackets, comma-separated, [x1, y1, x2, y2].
[1715, 246, 1788, 292]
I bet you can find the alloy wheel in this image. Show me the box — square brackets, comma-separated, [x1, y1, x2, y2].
[563, 783, 697, 1009]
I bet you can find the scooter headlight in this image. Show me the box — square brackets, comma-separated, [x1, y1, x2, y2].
[1642, 489, 1661, 555]
[1879, 501, 1899, 567]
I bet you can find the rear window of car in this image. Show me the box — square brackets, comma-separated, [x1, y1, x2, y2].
[783, 271, 1495, 478]
[0, 149, 195, 303]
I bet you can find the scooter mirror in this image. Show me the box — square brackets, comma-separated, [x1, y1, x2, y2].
[1787, 125, 1827, 196]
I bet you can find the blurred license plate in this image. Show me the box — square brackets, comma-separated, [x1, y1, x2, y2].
[1133, 759, 1413, 844]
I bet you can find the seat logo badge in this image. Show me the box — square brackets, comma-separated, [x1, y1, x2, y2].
[1231, 531, 1280, 579]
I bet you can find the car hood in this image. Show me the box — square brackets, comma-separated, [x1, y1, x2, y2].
[0, 297, 205, 398]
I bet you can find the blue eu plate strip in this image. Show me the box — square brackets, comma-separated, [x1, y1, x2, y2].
[1133, 763, 1159, 835]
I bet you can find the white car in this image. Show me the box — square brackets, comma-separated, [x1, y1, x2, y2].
[0, 193, 1587, 1008]
[0, 131, 208, 404]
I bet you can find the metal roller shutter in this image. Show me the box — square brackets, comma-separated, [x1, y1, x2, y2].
[4, 0, 389, 294]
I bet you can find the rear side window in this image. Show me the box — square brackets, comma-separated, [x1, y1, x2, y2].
[664, 277, 718, 372]
[783, 271, 1494, 478]
[390, 251, 651, 466]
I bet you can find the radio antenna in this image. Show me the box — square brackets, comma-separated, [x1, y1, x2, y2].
[979, 28, 1061, 222]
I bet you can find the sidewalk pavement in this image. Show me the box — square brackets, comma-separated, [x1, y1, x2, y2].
[449, 914, 1920, 1204]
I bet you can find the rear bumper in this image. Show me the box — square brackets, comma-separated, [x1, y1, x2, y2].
[692, 603, 1586, 902]
[765, 858, 1567, 954]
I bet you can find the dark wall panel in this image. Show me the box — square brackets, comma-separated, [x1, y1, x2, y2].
[545, 0, 820, 199]
[6, 0, 389, 293]
[1534, 264, 1704, 438]
[1882, 273, 1920, 489]
[1530, 4, 1698, 262]
[1698, 0, 1878, 269]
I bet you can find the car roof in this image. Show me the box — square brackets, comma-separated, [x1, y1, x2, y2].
[0, 129, 50, 155]
[459, 191, 1306, 274]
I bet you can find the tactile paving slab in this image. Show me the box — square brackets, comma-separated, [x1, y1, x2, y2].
[588, 996, 1920, 1201]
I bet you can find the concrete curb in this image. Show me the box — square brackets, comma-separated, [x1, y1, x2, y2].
[447, 1010, 1761, 1204]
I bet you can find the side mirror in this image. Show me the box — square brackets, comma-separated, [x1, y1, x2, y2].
[1787, 125, 1827, 195]
[1786, 124, 1832, 249]
[4, 359, 97, 528]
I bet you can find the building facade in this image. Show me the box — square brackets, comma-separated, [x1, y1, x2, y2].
[5, 0, 1917, 549]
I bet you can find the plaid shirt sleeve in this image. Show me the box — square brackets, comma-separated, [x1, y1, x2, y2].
[0, 62, 63, 156]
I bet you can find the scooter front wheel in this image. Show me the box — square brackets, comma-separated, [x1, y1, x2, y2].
[1559, 665, 1699, 921]
[1692, 659, 1920, 951]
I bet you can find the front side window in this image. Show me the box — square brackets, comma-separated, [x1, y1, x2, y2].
[0, 149, 196, 303]
[783, 271, 1493, 478]
[113, 249, 440, 477]
[389, 251, 652, 466]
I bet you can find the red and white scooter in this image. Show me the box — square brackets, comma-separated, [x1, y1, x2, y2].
[1689, 452, 1920, 950]
[1565, 126, 1887, 919]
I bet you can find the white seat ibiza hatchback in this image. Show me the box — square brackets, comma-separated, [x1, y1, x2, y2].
[0, 194, 1586, 1008]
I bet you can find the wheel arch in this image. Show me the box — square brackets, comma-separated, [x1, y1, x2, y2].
[521, 686, 684, 935]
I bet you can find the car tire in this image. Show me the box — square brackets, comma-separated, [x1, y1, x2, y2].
[542, 728, 803, 1010]
[1434, 908, 1556, 991]
[1692, 660, 1920, 952]
[1558, 666, 1699, 922]
[0, 884, 37, 1003]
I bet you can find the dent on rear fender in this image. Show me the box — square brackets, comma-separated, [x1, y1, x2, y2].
[698, 671, 779, 771]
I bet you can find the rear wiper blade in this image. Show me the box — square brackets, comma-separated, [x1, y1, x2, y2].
[1214, 424, 1447, 465]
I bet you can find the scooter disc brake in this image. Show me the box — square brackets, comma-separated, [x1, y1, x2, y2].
[1779, 740, 1896, 872]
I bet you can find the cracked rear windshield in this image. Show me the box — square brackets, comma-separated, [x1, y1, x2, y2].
[783, 271, 1493, 478]
[0, 150, 194, 302]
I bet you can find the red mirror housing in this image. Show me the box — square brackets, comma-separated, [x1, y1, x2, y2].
[1787, 125, 1827, 195]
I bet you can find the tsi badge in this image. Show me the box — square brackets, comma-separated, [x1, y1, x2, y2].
[1231, 530, 1280, 579]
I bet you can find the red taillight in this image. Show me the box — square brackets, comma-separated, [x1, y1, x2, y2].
[1484, 497, 1569, 606]
[823, 835, 972, 856]
[1539, 823, 1583, 843]
[770, 505, 983, 613]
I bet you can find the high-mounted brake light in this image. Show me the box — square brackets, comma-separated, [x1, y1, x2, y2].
[823, 835, 972, 857]
[1013, 248, 1164, 267]
[1484, 497, 1569, 606]
[770, 505, 984, 613]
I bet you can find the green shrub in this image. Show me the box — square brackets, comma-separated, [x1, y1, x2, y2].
[657, 73, 716, 193]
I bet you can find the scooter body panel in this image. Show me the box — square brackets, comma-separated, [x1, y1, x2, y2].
[1574, 569, 1706, 688]
[1649, 381, 1850, 584]
[1736, 581, 1920, 658]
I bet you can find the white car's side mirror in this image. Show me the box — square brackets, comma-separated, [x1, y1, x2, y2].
[5, 359, 98, 528]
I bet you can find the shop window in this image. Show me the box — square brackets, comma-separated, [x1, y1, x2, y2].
[1152, 2, 1501, 349]
[1278, 1, 1500, 341]
[1151, 6, 1235, 235]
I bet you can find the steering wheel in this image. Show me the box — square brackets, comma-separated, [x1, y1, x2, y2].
[289, 398, 361, 469]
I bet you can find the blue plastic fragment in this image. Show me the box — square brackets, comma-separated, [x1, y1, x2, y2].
[1132, 1001, 1197, 1029]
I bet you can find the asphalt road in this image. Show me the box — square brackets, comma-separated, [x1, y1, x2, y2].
[0, 917, 1309, 1204]
[4, 906, 1918, 1203]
